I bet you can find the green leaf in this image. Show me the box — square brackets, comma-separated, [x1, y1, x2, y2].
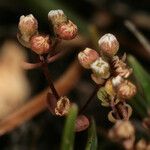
[128, 55, 150, 106]
[61, 104, 78, 150]
[85, 118, 98, 150]
[130, 96, 147, 118]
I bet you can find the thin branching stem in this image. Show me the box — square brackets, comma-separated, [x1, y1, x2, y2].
[0, 60, 82, 135]
[22, 61, 42, 70]
[79, 84, 100, 114]
[22, 51, 65, 70]
[40, 55, 60, 100]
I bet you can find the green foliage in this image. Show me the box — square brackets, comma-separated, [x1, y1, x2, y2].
[61, 106, 98, 150]
[61, 104, 78, 150]
[128, 55, 150, 116]
[85, 118, 98, 150]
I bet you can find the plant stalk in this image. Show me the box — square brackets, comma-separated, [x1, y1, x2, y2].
[79, 85, 99, 114]
[41, 55, 59, 100]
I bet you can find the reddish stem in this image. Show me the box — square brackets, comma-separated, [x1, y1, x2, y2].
[47, 50, 66, 63]
[40, 55, 59, 100]
[22, 61, 42, 70]
[22, 51, 65, 70]
[79, 84, 100, 114]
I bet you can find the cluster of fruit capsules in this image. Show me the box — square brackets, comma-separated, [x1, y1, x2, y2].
[17, 10, 78, 55]
[17, 10, 91, 132]
[108, 120, 135, 150]
[78, 33, 137, 123]
[109, 121, 150, 150]
[17, 10, 78, 117]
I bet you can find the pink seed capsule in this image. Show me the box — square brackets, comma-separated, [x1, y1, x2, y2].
[78, 48, 99, 69]
[55, 20, 78, 40]
[117, 80, 137, 100]
[48, 9, 67, 26]
[98, 33, 119, 57]
[18, 14, 38, 42]
[30, 34, 52, 55]
[109, 120, 135, 139]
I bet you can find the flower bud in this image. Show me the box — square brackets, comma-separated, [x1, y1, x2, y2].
[78, 48, 99, 69]
[117, 80, 137, 100]
[18, 14, 38, 43]
[90, 57, 110, 79]
[115, 121, 135, 139]
[48, 10, 78, 40]
[55, 20, 78, 40]
[98, 33, 119, 57]
[136, 139, 150, 150]
[30, 34, 52, 55]
[109, 120, 135, 150]
[109, 121, 135, 139]
[112, 75, 124, 87]
[105, 79, 116, 97]
[48, 9, 67, 26]
[55, 96, 71, 116]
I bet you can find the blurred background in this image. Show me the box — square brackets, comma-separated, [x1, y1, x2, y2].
[0, 0, 150, 149]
